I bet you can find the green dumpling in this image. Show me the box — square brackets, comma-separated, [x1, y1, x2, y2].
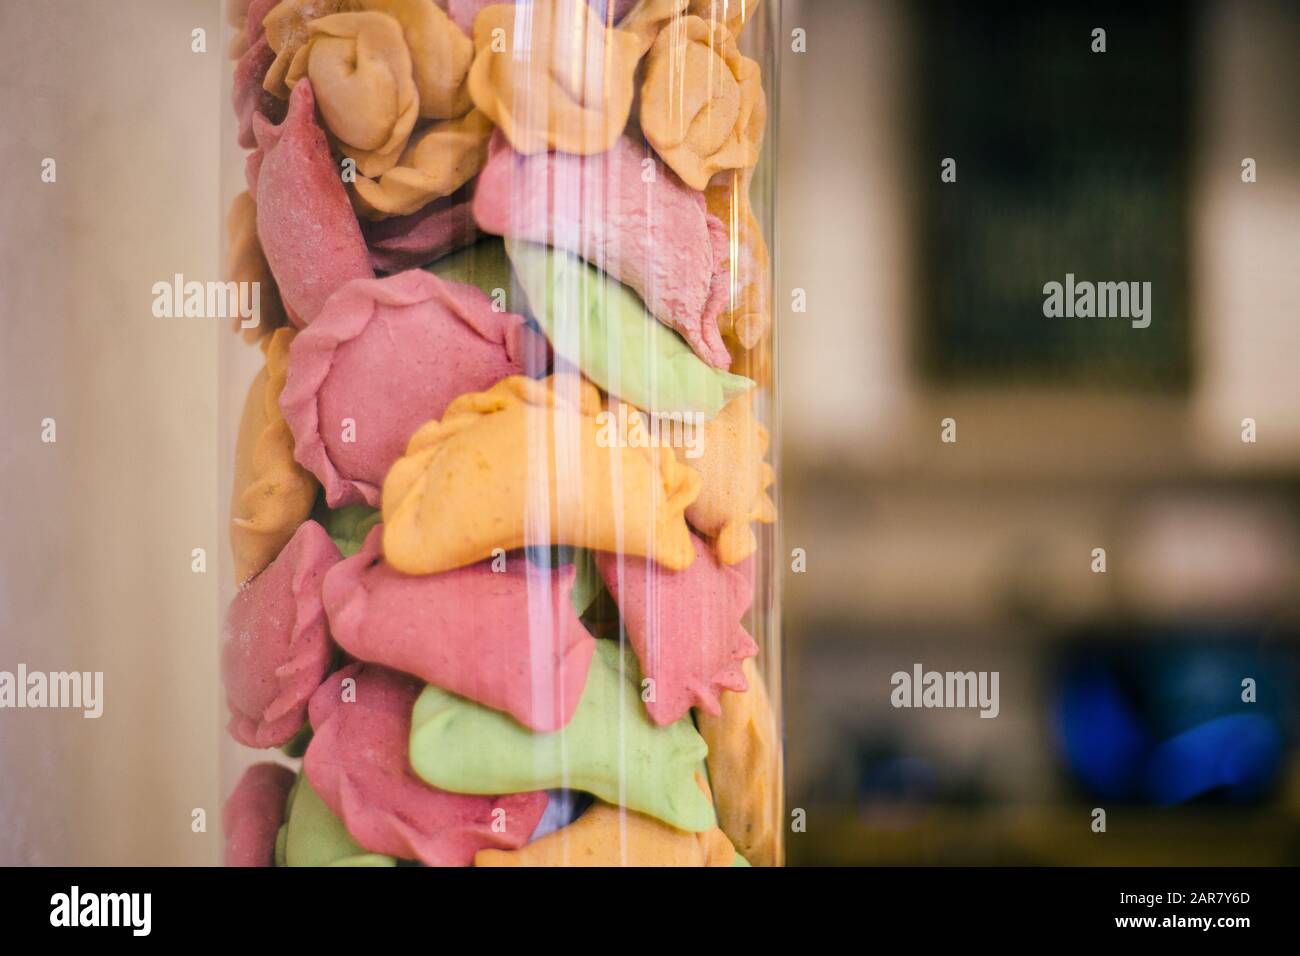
[278, 774, 396, 868]
[409, 640, 716, 832]
[567, 548, 603, 617]
[506, 240, 753, 418]
[279, 724, 313, 759]
[320, 504, 380, 558]
[424, 238, 515, 306]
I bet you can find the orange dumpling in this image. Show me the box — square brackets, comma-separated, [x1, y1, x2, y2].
[475, 796, 735, 867]
[381, 374, 700, 574]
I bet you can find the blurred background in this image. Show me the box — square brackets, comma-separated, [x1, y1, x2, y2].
[779, 0, 1300, 864]
[1, 0, 1297, 864]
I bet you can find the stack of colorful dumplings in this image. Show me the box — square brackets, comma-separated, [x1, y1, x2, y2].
[221, 0, 780, 868]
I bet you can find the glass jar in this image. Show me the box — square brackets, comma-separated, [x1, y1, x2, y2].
[219, 0, 781, 867]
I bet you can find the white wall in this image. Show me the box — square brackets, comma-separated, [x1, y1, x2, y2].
[0, 0, 223, 865]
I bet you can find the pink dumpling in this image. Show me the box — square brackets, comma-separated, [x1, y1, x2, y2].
[230, 0, 283, 150]
[361, 185, 480, 273]
[473, 131, 733, 368]
[304, 663, 548, 866]
[222, 520, 341, 748]
[443, 0, 496, 33]
[232, 35, 286, 150]
[279, 269, 534, 508]
[596, 533, 758, 725]
[222, 762, 295, 867]
[323, 526, 595, 732]
[442, 0, 638, 32]
[242, 0, 277, 46]
[249, 80, 372, 326]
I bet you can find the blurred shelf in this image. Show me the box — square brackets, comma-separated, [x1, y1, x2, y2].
[786, 806, 1300, 866]
[783, 390, 1300, 487]
[778, 472, 1300, 631]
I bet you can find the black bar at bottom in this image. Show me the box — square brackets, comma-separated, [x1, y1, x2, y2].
[1, 866, 1293, 939]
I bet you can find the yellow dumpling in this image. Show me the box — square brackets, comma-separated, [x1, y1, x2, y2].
[381, 375, 700, 574]
[351, 109, 493, 219]
[284, 11, 419, 177]
[266, 0, 474, 179]
[676, 392, 775, 564]
[696, 657, 782, 866]
[466, 0, 642, 155]
[230, 328, 319, 584]
[640, 15, 766, 191]
[706, 168, 771, 357]
[225, 192, 288, 343]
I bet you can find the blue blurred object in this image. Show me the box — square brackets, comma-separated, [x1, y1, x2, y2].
[1055, 666, 1149, 800]
[529, 790, 594, 841]
[1053, 636, 1295, 805]
[1146, 714, 1282, 805]
[859, 755, 937, 804]
[856, 753, 938, 830]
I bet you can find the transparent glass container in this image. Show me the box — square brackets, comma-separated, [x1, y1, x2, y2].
[219, 0, 781, 867]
